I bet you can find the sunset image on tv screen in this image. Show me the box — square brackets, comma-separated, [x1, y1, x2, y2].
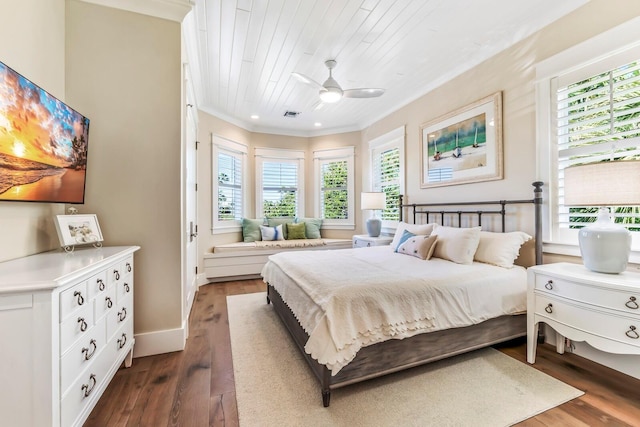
[0, 61, 90, 203]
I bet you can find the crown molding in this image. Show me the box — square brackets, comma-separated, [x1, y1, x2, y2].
[79, 0, 192, 22]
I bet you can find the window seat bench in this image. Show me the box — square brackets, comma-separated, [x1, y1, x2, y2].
[203, 238, 353, 282]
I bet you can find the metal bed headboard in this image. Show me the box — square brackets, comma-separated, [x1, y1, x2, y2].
[399, 181, 543, 265]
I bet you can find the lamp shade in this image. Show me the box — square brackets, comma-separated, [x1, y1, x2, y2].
[564, 161, 640, 206]
[563, 160, 640, 274]
[361, 192, 386, 210]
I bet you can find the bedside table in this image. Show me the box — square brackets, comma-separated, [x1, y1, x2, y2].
[527, 262, 640, 364]
[352, 234, 393, 248]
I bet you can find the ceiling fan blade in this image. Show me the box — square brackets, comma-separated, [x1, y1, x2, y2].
[343, 88, 385, 98]
[291, 72, 323, 89]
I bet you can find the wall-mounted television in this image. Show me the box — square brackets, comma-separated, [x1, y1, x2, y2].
[0, 61, 90, 204]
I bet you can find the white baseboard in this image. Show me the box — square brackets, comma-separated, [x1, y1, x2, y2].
[133, 326, 186, 358]
[197, 273, 209, 287]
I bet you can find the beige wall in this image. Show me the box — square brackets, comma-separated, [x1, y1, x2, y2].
[65, 0, 183, 334]
[0, 0, 66, 261]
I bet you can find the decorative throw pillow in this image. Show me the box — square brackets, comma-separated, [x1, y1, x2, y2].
[296, 217, 323, 239]
[394, 230, 416, 252]
[242, 218, 264, 242]
[390, 222, 435, 250]
[286, 222, 307, 240]
[431, 225, 481, 265]
[267, 218, 294, 240]
[474, 231, 532, 268]
[397, 235, 438, 260]
[260, 224, 285, 241]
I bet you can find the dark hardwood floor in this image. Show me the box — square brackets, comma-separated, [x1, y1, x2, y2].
[86, 279, 640, 426]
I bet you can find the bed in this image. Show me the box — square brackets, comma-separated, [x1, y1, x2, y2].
[261, 182, 543, 406]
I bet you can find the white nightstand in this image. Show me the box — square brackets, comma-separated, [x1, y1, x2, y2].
[352, 234, 393, 248]
[527, 262, 640, 364]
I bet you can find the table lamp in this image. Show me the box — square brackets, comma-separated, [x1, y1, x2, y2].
[563, 160, 640, 274]
[361, 192, 386, 237]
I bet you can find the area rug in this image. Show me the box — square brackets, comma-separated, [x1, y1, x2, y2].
[228, 292, 583, 427]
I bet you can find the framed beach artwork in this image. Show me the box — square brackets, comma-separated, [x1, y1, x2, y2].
[54, 214, 103, 251]
[420, 92, 503, 188]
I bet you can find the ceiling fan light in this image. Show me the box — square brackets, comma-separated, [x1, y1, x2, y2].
[319, 87, 342, 103]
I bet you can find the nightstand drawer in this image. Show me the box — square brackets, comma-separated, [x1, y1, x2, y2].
[534, 294, 640, 348]
[535, 273, 640, 315]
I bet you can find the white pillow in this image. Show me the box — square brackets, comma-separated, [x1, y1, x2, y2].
[474, 231, 532, 268]
[397, 235, 438, 260]
[260, 224, 285, 241]
[431, 225, 481, 265]
[390, 222, 435, 250]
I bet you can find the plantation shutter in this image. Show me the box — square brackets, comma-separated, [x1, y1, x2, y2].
[320, 160, 348, 219]
[556, 57, 640, 229]
[217, 150, 243, 220]
[262, 161, 299, 217]
[372, 146, 400, 221]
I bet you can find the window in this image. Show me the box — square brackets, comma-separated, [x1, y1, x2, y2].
[212, 136, 247, 233]
[536, 18, 640, 256]
[369, 126, 405, 224]
[314, 147, 355, 229]
[255, 148, 304, 217]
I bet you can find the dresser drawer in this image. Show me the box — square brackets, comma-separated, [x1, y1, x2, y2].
[60, 317, 107, 395]
[60, 304, 95, 354]
[95, 285, 117, 321]
[116, 276, 133, 302]
[61, 345, 114, 427]
[535, 273, 640, 315]
[60, 280, 89, 321]
[87, 270, 108, 300]
[107, 293, 133, 340]
[535, 293, 640, 348]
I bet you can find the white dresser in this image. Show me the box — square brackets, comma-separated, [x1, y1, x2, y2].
[0, 245, 139, 427]
[527, 262, 640, 364]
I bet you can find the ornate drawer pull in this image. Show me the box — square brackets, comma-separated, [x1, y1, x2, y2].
[124, 283, 130, 293]
[74, 291, 84, 305]
[118, 307, 127, 322]
[626, 325, 639, 339]
[81, 374, 97, 398]
[78, 317, 88, 332]
[126, 262, 132, 273]
[625, 296, 639, 310]
[106, 296, 113, 308]
[544, 280, 553, 290]
[544, 303, 553, 314]
[114, 270, 120, 281]
[117, 333, 127, 349]
[97, 278, 105, 291]
[82, 339, 97, 360]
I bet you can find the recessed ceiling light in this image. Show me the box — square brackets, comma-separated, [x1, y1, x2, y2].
[251, 114, 259, 119]
[314, 122, 322, 127]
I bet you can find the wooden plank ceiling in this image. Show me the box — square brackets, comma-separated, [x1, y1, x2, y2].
[183, 0, 589, 136]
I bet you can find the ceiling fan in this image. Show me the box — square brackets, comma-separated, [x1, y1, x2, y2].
[292, 59, 385, 104]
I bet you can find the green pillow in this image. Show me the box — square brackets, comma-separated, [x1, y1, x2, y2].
[296, 217, 322, 239]
[267, 217, 294, 240]
[242, 218, 264, 242]
[286, 222, 307, 240]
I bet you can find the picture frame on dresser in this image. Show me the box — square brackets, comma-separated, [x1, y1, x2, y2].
[54, 214, 103, 251]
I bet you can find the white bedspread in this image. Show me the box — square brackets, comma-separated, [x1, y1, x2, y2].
[261, 246, 527, 375]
